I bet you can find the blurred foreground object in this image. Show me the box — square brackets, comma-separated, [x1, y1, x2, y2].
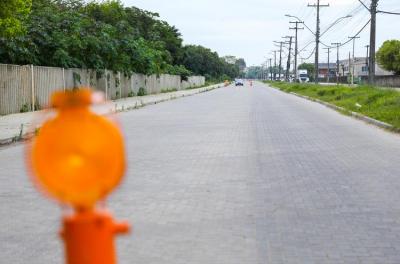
[27, 88, 130, 264]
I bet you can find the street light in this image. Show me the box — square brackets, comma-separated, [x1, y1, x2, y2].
[320, 15, 352, 37]
[285, 14, 301, 21]
[285, 14, 315, 35]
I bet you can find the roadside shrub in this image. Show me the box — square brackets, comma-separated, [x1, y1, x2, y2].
[20, 103, 29, 113]
[137, 87, 147, 96]
[161, 88, 178, 93]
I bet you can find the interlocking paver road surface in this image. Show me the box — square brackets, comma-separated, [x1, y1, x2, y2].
[1, 82, 400, 264]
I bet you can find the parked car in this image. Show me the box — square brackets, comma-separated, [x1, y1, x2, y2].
[235, 79, 244, 86]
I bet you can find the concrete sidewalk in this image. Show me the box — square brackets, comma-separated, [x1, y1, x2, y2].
[0, 83, 223, 145]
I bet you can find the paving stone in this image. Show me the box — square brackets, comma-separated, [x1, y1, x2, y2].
[1, 82, 400, 263]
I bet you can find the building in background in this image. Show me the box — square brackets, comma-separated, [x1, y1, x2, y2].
[317, 63, 337, 79]
[318, 58, 393, 79]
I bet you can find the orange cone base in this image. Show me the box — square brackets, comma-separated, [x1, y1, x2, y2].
[60, 210, 130, 264]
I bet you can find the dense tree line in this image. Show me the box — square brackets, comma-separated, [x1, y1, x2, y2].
[0, 0, 245, 80]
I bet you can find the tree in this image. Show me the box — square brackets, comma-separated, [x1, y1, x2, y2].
[0, 0, 32, 37]
[245, 66, 268, 79]
[235, 58, 246, 72]
[376, 40, 400, 75]
[0, 0, 241, 80]
[298, 63, 315, 80]
[181, 46, 240, 80]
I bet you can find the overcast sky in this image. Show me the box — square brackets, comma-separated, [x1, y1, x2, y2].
[122, 0, 400, 66]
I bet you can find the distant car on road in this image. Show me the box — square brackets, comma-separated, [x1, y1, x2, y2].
[235, 79, 244, 86]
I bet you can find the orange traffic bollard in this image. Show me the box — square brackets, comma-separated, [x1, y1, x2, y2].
[27, 88, 130, 264]
[61, 210, 129, 264]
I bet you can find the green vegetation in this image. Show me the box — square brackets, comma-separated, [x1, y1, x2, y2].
[181, 45, 243, 80]
[246, 66, 266, 79]
[0, 0, 31, 37]
[0, 0, 245, 80]
[20, 103, 30, 113]
[161, 88, 178, 93]
[377, 40, 400, 75]
[137, 87, 147, 96]
[265, 81, 400, 129]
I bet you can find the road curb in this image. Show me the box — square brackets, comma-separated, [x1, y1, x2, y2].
[267, 84, 397, 132]
[0, 83, 224, 147]
[114, 83, 223, 112]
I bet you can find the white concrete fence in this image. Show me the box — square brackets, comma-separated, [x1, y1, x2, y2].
[0, 64, 205, 115]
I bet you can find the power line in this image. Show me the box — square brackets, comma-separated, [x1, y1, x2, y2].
[304, 47, 316, 60]
[357, 0, 370, 11]
[377, 10, 400, 15]
[320, 15, 352, 37]
[299, 40, 315, 53]
[320, 19, 370, 49]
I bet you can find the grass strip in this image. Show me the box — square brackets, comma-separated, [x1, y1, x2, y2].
[264, 81, 400, 130]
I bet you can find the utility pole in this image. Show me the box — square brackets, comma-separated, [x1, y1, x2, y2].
[274, 41, 286, 81]
[308, 0, 330, 84]
[323, 47, 331, 83]
[283, 36, 293, 82]
[273, 50, 278, 80]
[349, 52, 351, 84]
[365, 44, 370, 71]
[279, 42, 283, 81]
[369, 0, 378, 84]
[269, 58, 273, 81]
[348, 36, 360, 85]
[290, 21, 304, 82]
[331, 42, 341, 84]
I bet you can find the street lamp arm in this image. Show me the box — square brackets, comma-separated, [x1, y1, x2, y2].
[320, 15, 352, 37]
[285, 14, 315, 35]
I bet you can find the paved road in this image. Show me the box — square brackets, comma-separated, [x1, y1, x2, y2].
[1, 82, 400, 264]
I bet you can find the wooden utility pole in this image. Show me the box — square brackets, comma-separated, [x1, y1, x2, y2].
[365, 44, 370, 69]
[273, 50, 278, 80]
[308, 0, 330, 84]
[290, 21, 304, 82]
[269, 58, 273, 80]
[359, 0, 400, 83]
[348, 36, 360, 85]
[283, 36, 293, 82]
[274, 41, 286, 81]
[323, 47, 331, 83]
[369, 0, 378, 84]
[331, 43, 341, 84]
